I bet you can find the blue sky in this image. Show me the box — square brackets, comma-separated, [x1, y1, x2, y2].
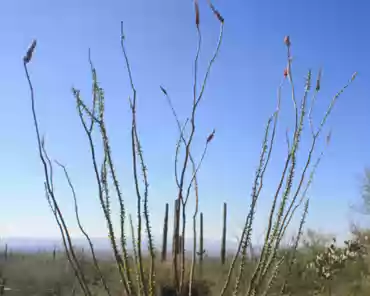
[0, 0, 369, 247]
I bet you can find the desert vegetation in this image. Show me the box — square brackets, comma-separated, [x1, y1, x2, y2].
[1, 1, 368, 295]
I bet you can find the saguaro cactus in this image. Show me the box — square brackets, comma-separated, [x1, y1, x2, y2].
[172, 199, 180, 256]
[4, 244, 8, 261]
[199, 212, 204, 262]
[221, 202, 227, 264]
[197, 212, 205, 277]
[178, 235, 183, 254]
[161, 202, 169, 261]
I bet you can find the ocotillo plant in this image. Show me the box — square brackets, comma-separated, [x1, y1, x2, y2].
[161, 203, 169, 262]
[160, 2, 223, 293]
[23, 1, 223, 295]
[218, 36, 357, 296]
[23, 30, 146, 296]
[221, 202, 227, 265]
[22, 0, 357, 295]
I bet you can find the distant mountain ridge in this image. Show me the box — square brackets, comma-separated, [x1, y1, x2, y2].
[1, 237, 245, 257]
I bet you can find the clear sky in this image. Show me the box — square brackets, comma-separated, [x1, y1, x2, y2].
[0, 0, 369, 247]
